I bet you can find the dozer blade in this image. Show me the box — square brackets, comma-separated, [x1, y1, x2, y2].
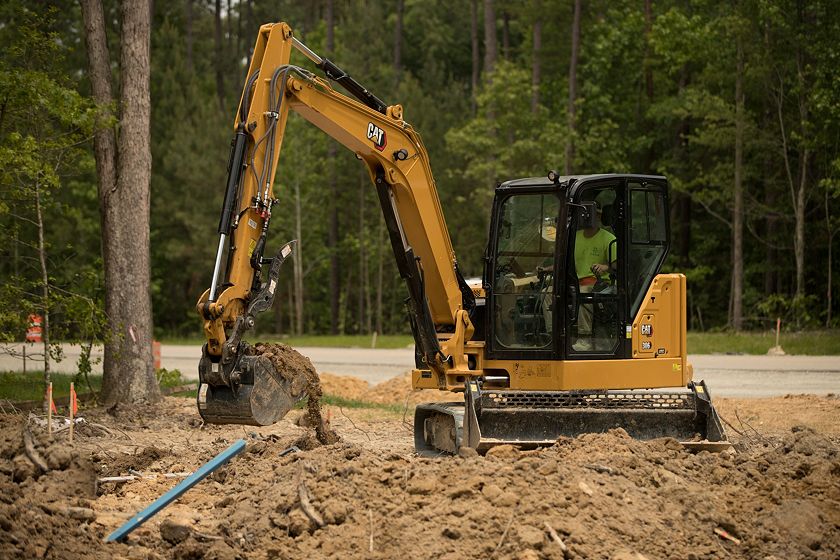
[414, 380, 729, 455]
[198, 351, 308, 426]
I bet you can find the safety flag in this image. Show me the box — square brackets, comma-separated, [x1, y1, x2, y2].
[70, 383, 78, 415]
[46, 385, 57, 414]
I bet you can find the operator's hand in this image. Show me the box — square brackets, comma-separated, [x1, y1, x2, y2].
[591, 263, 610, 275]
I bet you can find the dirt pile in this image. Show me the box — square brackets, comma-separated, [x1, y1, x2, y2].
[188, 424, 840, 560]
[253, 342, 339, 445]
[0, 416, 102, 559]
[319, 371, 458, 406]
[1, 385, 838, 559]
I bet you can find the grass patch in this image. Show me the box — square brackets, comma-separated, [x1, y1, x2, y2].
[160, 334, 414, 349]
[320, 394, 404, 413]
[0, 369, 196, 402]
[0, 371, 102, 402]
[687, 329, 840, 355]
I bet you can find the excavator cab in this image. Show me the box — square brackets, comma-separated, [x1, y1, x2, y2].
[415, 174, 728, 454]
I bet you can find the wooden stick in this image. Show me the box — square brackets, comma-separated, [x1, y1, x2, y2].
[544, 522, 568, 553]
[298, 480, 324, 528]
[368, 510, 374, 553]
[775, 317, 781, 347]
[69, 382, 74, 443]
[714, 527, 741, 545]
[98, 472, 191, 483]
[23, 424, 49, 472]
[491, 506, 519, 558]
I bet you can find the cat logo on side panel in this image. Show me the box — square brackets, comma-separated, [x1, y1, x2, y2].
[367, 122, 386, 151]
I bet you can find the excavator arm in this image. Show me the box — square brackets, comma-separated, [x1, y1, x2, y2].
[196, 22, 473, 425]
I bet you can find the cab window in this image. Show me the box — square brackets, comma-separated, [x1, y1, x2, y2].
[628, 185, 668, 317]
[491, 193, 560, 350]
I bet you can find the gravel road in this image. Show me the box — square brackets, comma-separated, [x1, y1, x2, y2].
[2, 343, 837, 397]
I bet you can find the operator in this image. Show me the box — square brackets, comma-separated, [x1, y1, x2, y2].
[573, 201, 615, 351]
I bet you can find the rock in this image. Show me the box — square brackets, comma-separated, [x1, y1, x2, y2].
[407, 477, 437, 495]
[612, 552, 649, 560]
[287, 508, 312, 537]
[486, 445, 520, 460]
[160, 517, 193, 544]
[442, 526, 461, 539]
[493, 491, 519, 507]
[321, 500, 347, 525]
[448, 485, 474, 499]
[46, 448, 73, 470]
[66, 507, 96, 522]
[516, 525, 545, 549]
[610, 550, 648, 560]
[458, 446, 479, 459]
[578, 481, 593, 496]
[482, 483, 502, 501]
[12, 455, 35, 482]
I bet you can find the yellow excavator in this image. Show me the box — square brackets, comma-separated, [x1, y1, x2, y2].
[196, 22, 728, 453]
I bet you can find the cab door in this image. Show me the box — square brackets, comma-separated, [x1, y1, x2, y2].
[564, 180, 626, 359]
[486, 190, 561, 360]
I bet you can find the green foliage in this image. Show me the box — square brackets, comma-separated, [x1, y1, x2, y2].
[2, 0, 840, 343]
[155, 368, 189, 388]
[0, 3, 102, 355]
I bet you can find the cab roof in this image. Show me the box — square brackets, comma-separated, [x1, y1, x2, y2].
[496, 173, 667, 192]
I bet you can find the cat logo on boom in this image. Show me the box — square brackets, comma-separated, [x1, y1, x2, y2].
[367, 122, 386, 151]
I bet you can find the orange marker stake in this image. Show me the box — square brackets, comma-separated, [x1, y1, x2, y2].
[69, 382, 75, 442]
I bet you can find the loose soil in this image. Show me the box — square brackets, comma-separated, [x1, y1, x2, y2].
[252, 342, 339, 445]
[1, 368, 837, 559]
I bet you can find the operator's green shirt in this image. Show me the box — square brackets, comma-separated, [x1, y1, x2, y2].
[575, 228, 615, 279]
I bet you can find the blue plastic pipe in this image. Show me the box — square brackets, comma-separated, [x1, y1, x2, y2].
[106, 438, 247, 542]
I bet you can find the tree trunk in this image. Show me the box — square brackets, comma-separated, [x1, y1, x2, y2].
[375, 218, 384, 335]
[828, 229, 834, 327]
[501, 9, 510, 60]
[565, 0, 581, 175]
[643, 0, 653, 99]
[731, 37, 744, 331]
[34, 183, 51, 390]
[531, 3, 541, 113]
[470, 0, 480, 114]
[214, 0, 225, 113]
[794, 51, 809, 302]
[483, 0, 497, 78]
[185, 0, 194, 73]
[326, 0, 340, 334]
[81, 0, 160, 406]
[394, 0, 404, 86]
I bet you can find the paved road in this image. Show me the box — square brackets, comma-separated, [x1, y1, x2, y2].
[2, 343, 837, 397]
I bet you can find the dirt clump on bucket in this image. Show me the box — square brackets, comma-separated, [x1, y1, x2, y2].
[252, 342, 340, 445]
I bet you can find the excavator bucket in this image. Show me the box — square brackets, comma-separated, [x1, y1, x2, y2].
[415, 380, 729, 455]
[198, 350, 308, 426]
[197, 241, 309, 426]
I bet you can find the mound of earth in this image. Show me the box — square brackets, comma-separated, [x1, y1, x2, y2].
[319, 371, 458, 406]
[0, 416, 101, 559]
[1, 376, 838, 559]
